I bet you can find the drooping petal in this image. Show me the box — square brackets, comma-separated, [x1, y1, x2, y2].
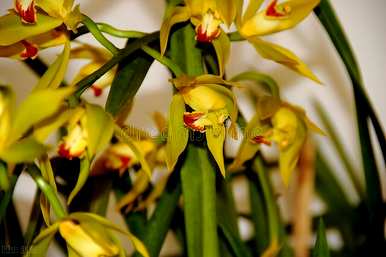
[212, 31, 230, 76]
[206, 125, 226, 176]
[0, 12, 62, 46]
[248, 36, 321, 83]
[240, 0, 320, 37]
[165, 94, 189, 171]
[36, 0, 66, 18]
[160, 6, 190, 55]
[15, 0, 37, 24]
[0, 86, 14, 148]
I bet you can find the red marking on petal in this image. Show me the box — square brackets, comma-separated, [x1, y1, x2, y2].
[119, 156, 132, 170]
[195, 25, 220, 43]
[266, 0, 286, 17]
[20, 40, 38, 60]
[15, 0, 37, 24]
[183, 112, 205, 132]
[91, 85, 103, 97]
[252, 136, 272, 146]
[58, 144, 72, 159]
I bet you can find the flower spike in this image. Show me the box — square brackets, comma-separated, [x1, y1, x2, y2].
[14, 0, 37, 24]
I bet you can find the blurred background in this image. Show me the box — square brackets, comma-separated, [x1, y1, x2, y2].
[0, 0, 385, 256]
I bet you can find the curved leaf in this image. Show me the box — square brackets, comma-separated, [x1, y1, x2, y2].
[67, 156, 90, 204]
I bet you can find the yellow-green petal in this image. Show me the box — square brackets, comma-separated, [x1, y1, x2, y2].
[215, 0, 236, 26]
[279, 117, 307, 186]
[24, 223, 59, 257]
[0, 12, 62, 46]
[34, 40, 70, 91]
[248, 37, 321, 83]
[206, 125, 226, 177]
[212, 31, 230, 77]
[160, 6, 190, 56]
[9, 87, 74, 144]
[165, 94, 189, 171]
[0, 137, 47, 163]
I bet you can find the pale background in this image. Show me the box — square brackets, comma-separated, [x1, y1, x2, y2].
[0, 0, 385, 256]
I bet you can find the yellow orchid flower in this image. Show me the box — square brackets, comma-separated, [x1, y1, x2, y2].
[0, 85, 73, 164]
[102, 140, 155, 173]
[235, 0, 321, 82]
[70, 44, 116, 97]
[231, 96, 323, 185]
[0, 0, 82, 59]
[160, 0, 236, 55]
[26, 212, 150, 257]
[57, 108, 87, 159]
[166, 74, 238, 176]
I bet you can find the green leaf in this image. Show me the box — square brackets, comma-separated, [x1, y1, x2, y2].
[206, 126, 226, 177]
[312, 219, 330, 257]
[212, 32, 230, 77]
[231, 71, 280, 98]
[165, 94, 189, 171]
[0, 161, 9, 191]
[34, 40, 71, 91]
[86, 103, 114, 156]
[181, 144, 219, 257]
[10, 87, 74, 144]
[24, 223, 59, 257]
[315, 0, 384, 248]
[0, 13, 62, 46]
[105, 48, 153, 117]
[218, 223, 252, 257]
[0, 137, 47, 163]
[67, 156, 90, 204]
[132, 171, 182, 257]
[314, 101, 364, 197]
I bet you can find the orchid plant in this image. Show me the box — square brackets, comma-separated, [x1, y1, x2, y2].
[0, 1, 384, 257]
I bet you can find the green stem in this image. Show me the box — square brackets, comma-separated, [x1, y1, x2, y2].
[70, 32, 159, 103]
[141, 45, 183, 76]
[253, 156, 280, 242]
[0, 161, 9, 191]
[81, 15, 119, 55]
[97, 23, 146, 38]
[27, 165, 67, 219]
[228, 32, 244, 41]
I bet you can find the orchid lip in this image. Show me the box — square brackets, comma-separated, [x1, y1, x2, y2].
[251, 135, 272, 146]
[20, 40, 38, 60]
[91, 85, 103, 97]
[15, 0, 37, 24]
[266, 0, 290, 18]
[183, 112, 206, 132]
[195, 25, 221, 43]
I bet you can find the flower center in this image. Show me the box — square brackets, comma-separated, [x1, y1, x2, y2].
[266, 0, 291, 18]
[183, 112, 206, 132]
[195, 10, 222, 43]
[251, 135, 272, 146]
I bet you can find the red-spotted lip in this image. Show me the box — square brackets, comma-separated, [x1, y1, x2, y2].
[20, 40, 38, 60]
[195, 25, 221, 43]
[183, 112, 205, 132]
[91, 85, 103, 97]
[252, 135, 272, 146]
[15, 0, 37, 24]
[266, 0, 287, 18]
[58, 143, 83, 159]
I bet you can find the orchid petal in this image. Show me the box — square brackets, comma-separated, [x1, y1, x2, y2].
[212, 31, 230, 77]
[248, 36, 321, 83]
[0, 12, 62, 46]
[160, 6, 190, 56]
[207, 125, 226, 177]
